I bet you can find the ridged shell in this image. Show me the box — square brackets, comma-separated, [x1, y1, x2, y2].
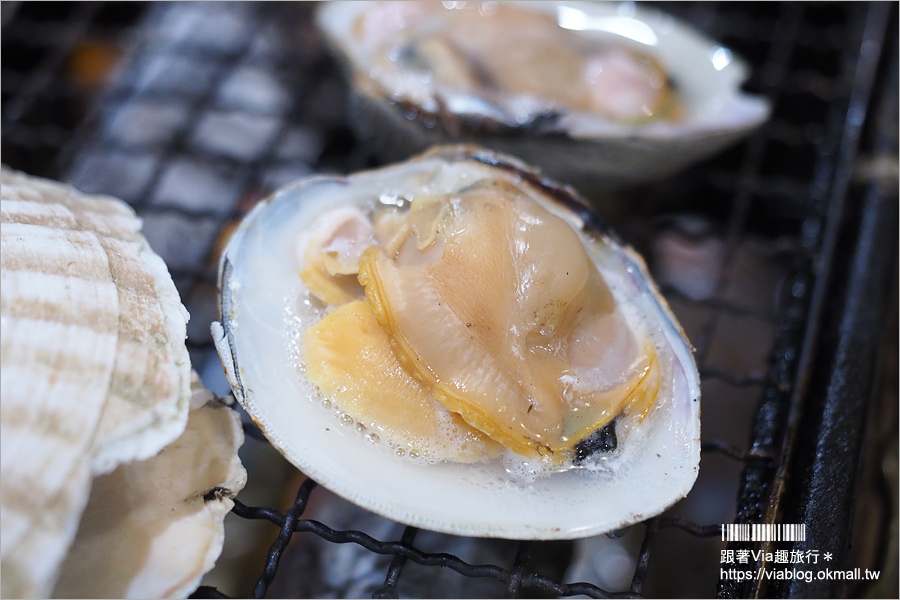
[214, 145, 701, 540]
[0, 167, 192, 598]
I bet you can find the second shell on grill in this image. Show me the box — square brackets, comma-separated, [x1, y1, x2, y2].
[317, 1, 771, 192]
[213, 145, 701, 539]
[0, 166, 193, 598]
[0, 167, 245, 599]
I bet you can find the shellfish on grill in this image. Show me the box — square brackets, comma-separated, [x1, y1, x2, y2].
[212, 146, 700, 539]
[0, 167, 245, 598]
[316, 1, 771, 191]
[51, 373, 247, 599]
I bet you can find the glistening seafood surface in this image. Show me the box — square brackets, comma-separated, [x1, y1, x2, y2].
[317, 1, 771, 190]
[213, 146, 701, 539]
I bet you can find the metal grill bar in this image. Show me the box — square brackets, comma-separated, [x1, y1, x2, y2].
[373, 526, 419, 599]
[689, 3, 802, 367]
[629, 517, 660, 597]
[720, 3, 897, 597]
[217, 491, 625, 599]
[768, 11, 898, 596]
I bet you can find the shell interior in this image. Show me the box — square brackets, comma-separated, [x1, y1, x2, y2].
[316, 2, 771, 189]
[214, 146, 700, 539]
[319, 1, 771, 136]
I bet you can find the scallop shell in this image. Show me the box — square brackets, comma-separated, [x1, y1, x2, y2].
[317, 1, 771, 192]
[213, 145, 701, 540]
[51, 373, 247, 599]
[0, 167, 192, 598]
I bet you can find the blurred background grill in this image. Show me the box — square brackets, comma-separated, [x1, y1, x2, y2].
[2, 2, 896, 598]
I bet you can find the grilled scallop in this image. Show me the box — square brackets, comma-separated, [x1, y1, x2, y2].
[0, 167, 244, 598]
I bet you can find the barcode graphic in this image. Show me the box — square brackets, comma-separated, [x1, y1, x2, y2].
[722, 523, 806, 542]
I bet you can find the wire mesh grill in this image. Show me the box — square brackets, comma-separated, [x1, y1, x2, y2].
[2, 2, 896, 598]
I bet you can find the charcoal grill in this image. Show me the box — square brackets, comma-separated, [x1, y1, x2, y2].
[2, 2, 896, 598]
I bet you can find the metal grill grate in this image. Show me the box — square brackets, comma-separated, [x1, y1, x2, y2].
[2, 2, 896, 598]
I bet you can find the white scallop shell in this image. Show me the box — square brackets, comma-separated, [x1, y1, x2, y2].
[0, 167, 192, 598]
[317, 1, 771, 191]
[213, 146, 701, 540]
[51, 374, 247, 599]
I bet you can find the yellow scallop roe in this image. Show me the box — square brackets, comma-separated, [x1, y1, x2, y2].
[304, 299, 502, 462]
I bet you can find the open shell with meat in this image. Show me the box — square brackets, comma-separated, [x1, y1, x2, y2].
[317, 1, 771, 191]
[213, 146, 701, 539]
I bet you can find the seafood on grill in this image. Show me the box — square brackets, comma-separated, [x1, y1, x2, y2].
[316, 1, 771, 191]
[0, 167, 244, 598]
[340, 0, 683, 125]
[51, 373, 247, 599]
[212, 146, 701, 539]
